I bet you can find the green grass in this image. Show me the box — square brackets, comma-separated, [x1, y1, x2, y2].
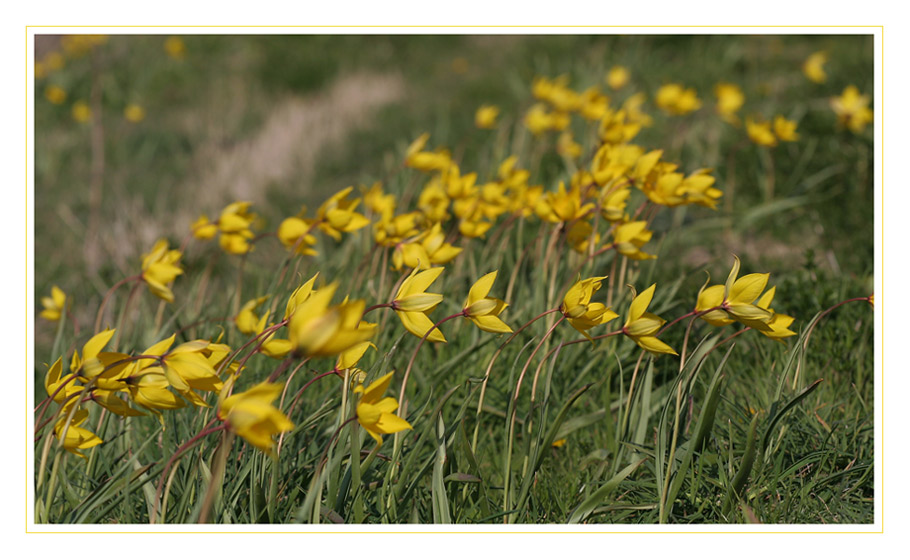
[34, 34, 874, 524]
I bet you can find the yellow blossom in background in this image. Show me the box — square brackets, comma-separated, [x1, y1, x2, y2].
[405, 133, 452, 173]
[218, 201, 257, 255]
[72, 100, 92, 123]
[746, 117, 777, 147]
[622, 284, 676, 355]
[277, 214, 318, 256]
[235, 296, 271, 335]
[475, 105, 500, 129]
[191, 215, 218, 240]
[714, 83, 744, 123]
[578, 87, 609, 121]
[355, 372, 412, 444]
[219, 381, 293, 455]
[124, 104, 146, 123]
[54, 410, 103, 460]
[561, 276, 618, 340]
[375, 211, 422, 247]
[362, 182, 396, 219]
[140, 239, 184, 303]
[524, 103, 570, 135]
[40, 285, 67, 322]
[655, 83, 701, 116]
[557, 132, 583, 159]
[612, 221, 656, 260]
[606, 66, 630, 90]
[773, 115, 799, 142]
[831, 85, 873, 134]
[566, 220, 599, 255]
[803, 51, 828, 84]
[316, 187, 371, 241]
[164, 36, 186, 59]
[44, 51, 65, 73]
[462, 271, 512, 334]
[600, 185, 630, 222]
[44, 85, 66, 105]
[393, 267, 446, 343]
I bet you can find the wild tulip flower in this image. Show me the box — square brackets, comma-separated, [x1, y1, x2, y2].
[191, 215, 218, 240]
[72, 100, 91, 123]
[557, 132, 583, 159]
[54, 410, 103, 459]
[288, 283, 376, 357]
[90, 389, 144, 417]
[217, 201, 257, 255]
[655, 84, 701, 115]
[561, 276, 619, 340]
[746, 117, 777, 147]
[606, 65, 630, 90]
[567, 220, 600, 255]
[235, 296, 271, 335]
[754, 286, 796, 341]
[218, 381, 293, 455]
[316, 187, 371, 241]
[475, 105, 500, 129]
[354, 371, 412, 444]
[71, 329, 116, 379]
[695, 257, 775, 331]
[773, 116, 799, 142]
[45, 357, 80, 406]
[622, 284, 677, 355]
[612, 221, 656, 260]
[803, 51, 828, 84]
[714, 83, 744, 123]
[404, 133, 452, 172]
[140, 239, 184, 303]
[462, 271, 513, 334]
[392, 267, 446, 343]
[362, 182, 396, 219]
[45, 85, 66, 105]
[597, 108, 641, 145]
[124, 104, 146, 123]
[285, 273, 320, 319]
[831, 86, 873, 133]
[277, 216, 319, 256]
[40, 285, 67, 322]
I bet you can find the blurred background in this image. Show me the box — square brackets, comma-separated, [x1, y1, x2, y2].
[33, 34, 874, 357]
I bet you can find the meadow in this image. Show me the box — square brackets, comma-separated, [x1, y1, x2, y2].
[33, 34, 874, 524]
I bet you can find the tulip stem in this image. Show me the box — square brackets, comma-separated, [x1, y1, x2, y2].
[397, 312, 465, 417]
[94, 275, 140, 334]
[150, 419, 225, 523]
[471, 308, 561, 454]
[503, 315, 565, 521]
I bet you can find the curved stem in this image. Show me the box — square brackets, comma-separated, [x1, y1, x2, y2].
[94, 275, 141, 333]
[397, 312, 464, 415]
[150, 419, 225, 524]
[471, 308, 561, 453]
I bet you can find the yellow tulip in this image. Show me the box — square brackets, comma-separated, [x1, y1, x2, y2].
[561, 277, 618, 340]
[462, 271, 512, 334]
[392, 267, 446, 343]
[622, 284, 676, 355]
[40, 285, 67, 322]
[354, 372, 412, 444]
[219, 381, 293, 455]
